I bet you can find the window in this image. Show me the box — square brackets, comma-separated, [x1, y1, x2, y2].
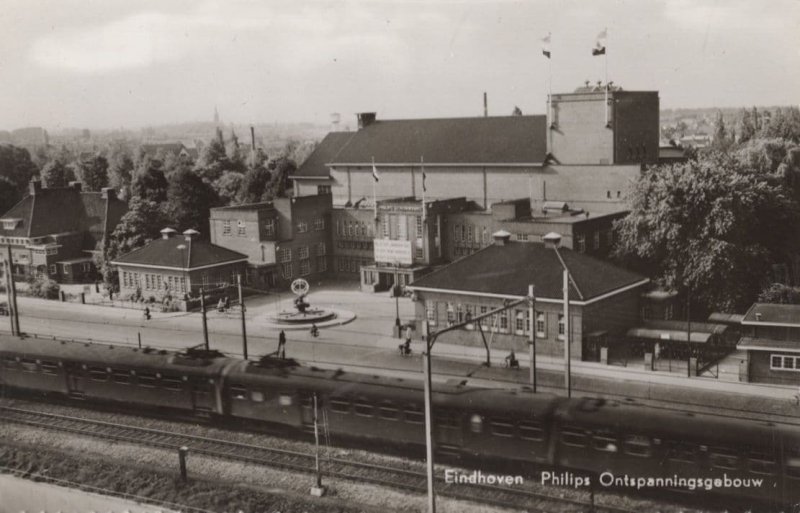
[536, 312, 546, 337]
[279, 248, 292, 263]
[456, 303, 464, 324]
[593, 231, 600, 250]
[446, 303, 455, 326]
[519, 421, 544, 441]
[112, 370, 130, 384]
[316, 256, 327, 272]
[748, 453, 776, 475]
[316, 242, 326, 256]
[223, 220, 231, 235]
[470, 414, 483, 433]
[641, 306, 652, 320]
[237, 220, 246, 236]
[378, 403, 399, 420]
[592, 433, 619, 452]
[354, 401, 373, 417]
[50, 264, 57, 275]
[454, 224, 461, 242]
[415, 216, 423, 237]
[314, 217, 325, 231]
[771, 355, 800, 371]
[138, 372, 157, 387]
[382, 216, 389, 238]
[576, 234, 586, 253]
[297, 221, 308, 233]
[162, 377, 183, 391]
[623, 435, 652, 457]
[40, 361, 59, 374]
[666, 441, 696, 463]
[251, 390, 265, 402]
[317, 185, 331, 195]
[709, 447, 739, 470]
[264, 218, 276, 237]
[330, 399, 350, 413]
[514, 310, 526, 335]
[299, 259, 310, 276]
[561, 428, 588, 447]
[425, 300, 437, 326]
[281, 262, 292, 279]
[516, 233, 528, 241]
[404, 405, 424, 424]
[230, 385, 248, 400]
[558, 313, 565, 340]
[499, 311, 509, 332]
[298, 246, 309, 259]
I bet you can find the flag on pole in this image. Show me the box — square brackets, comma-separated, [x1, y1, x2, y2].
[372, 159, 380, 182]
[541, 33, 551, 59]
[592, 29, 607, 56]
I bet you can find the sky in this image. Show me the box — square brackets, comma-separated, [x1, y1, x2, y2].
[0, 0, 798, 130]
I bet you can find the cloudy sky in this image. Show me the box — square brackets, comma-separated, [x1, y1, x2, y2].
[1, 0, 798, 130]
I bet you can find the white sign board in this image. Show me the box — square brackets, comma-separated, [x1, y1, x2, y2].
[374, 239, 413, 265]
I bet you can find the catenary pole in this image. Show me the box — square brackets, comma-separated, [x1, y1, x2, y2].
[199, 287, 209, 351]
[563, 269, 571, 397]
[422, 323, 436, 513]
[238, 274, 248, 360]
[528, 284, 536, 391]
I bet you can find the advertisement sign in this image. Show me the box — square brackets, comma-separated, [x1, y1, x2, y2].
[373, 239, 413, 265]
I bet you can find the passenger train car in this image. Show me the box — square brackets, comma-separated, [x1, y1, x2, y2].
[1, 335, 798, 507]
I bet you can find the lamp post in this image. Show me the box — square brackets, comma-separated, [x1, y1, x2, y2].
[394, 261, 401, 335]
[543, 232, 577, 398]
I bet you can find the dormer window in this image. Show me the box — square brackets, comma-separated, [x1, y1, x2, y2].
[2, 219, 21, 230]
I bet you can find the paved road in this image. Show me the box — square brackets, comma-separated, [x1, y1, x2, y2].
[4, 288, 800, 425]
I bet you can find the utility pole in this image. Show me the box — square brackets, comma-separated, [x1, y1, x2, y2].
[5, 245, 19, 336]
[199, 287, 209, 351]
[422, 322, 436, 513]
[310, 393, 326, 496]
[238, 274, 248, 360]
[394, 262, 401, 336]
[528, 284, 536, 391]
[563, 269, 571, 398]
[4, 259, 16, 336]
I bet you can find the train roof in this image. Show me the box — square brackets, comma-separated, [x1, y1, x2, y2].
[0, 335, 235, 376]
[554, 397, 785, 448]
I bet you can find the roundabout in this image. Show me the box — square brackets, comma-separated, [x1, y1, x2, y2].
[260, 278, 357, 330]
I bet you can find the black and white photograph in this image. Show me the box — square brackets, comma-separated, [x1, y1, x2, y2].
[1, 1, 800, 511]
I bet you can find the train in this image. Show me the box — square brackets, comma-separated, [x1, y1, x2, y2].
[1, 334, 798, 508]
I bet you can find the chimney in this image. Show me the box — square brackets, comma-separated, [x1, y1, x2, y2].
[101, 187, 116, 200]
[68, 181, 82, 191]
[483, 92, 488, 117]
[250, 126, 256, 151]
[543, 231, 562, 249]
[161, 227, 177, 239]
[29, 179, 42, 195]
[492, 230, 511, 246]
[183, 228, 200, 241]
[356, 112, 377, 130]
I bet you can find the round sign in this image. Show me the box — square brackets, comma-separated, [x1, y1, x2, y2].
[291, 278, 310, 297]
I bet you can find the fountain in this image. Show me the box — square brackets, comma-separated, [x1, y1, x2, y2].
[269, 278, 337, 325]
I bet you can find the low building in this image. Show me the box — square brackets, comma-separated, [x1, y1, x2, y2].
[209, 195, 332, 290]
[406, 231, 648, 360]
[0, 180, 127, 283]
[737, 303, 800, 385]
[111, 228, 248, 303]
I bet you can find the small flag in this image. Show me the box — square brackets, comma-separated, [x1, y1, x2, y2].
[372, 160, 380, 182]
[541, 33, 551, 59]
[592, 29, 607, 56]
[421, 156, 427, 192]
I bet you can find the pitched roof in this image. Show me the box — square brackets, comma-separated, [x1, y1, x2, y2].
[140, 143, 187, 156]
[112, 236, 248, 270]
[408, 240, 647, 302]
[291, 132, 355, 178]
[291, 116, 547, 178]
[742, 303, 800, 326]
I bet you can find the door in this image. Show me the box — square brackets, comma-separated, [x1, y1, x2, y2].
[191, 381, 214, 416]
[66, 365, 86, 399]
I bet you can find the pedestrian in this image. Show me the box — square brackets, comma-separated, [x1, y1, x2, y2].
[144, 306, 151, 321]
[278, 330, 286, 359]
[310, 324, 319, 337]
[404, 324, 413, 346]
[217, 298, 225, 312]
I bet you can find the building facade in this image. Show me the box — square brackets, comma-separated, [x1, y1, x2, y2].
[0, 180, 127, 284]
[737, 303, 800, 385]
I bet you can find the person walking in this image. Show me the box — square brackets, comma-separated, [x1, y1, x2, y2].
[278, 330, 286, 359]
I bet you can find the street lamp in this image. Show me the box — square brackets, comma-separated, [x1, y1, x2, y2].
[393, 260, 401, 336]
[543, 232, 577, 398]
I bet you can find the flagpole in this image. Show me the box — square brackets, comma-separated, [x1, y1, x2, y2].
[604, 28, 609, 127]
[548, 34, 553, 148]
[421, 156, 427, 221]
[372, 156, 378, 221]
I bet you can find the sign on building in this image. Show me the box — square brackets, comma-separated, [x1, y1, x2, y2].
[374, 239, 413, 265]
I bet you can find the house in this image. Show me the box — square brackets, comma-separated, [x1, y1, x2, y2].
[208, 195, 332, 290]
[111, 228, 248, 304]
[139, 142, 197, 161]
[406, 231, 649, 361]
[0, 180, 127, 283]
[737, 303, 800, 385]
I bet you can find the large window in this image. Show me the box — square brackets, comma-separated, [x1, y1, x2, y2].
[446, 303, 455, 326]
[576, 234, 586, 253]
[297, 221, 308, 233]
[316, 242, 326, 256]
[558, 313, 565, 340]
[298, 246, 310, 259]
[314, 217, 325, 231]
[299, 259, 310, 276]
[264, 218, 276, 237]
[281, 262, 293, 279]
[279, 248, 292, 263]
[771, 355, 800, 371]
[426, 300, 437, 326]
[223, 220, 231, 235]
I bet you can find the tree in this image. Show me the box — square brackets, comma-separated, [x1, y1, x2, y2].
[76, 154, 109, 191]
[108, 151, 135, 200]
[265, 156, 297, 199]
[214, 171, 244, 205]
[614, 153, 800, 313]
[131, 157, 168, 203]
[166, 168, 220, 233]
[758, 283, 800, 305]
[237, 166, 271, 204]
[40, 160, 75, 188]
[711, 110, 732, 151]
[226, 129, 247, 173]
[760, 107, 800, 143]
[107, 197, 168, 259]
[0, 144, 38, 213]
[194, 127, 229, 182]
[738, 108, 756, 143]
[512, 106, 523, 116]
[27, 274, 60, 300]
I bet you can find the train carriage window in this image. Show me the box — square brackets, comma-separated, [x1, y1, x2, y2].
[561, 427, 588, 447]
[40, 361, 59, 374]
[470, 414, 483, 433]
[278, 394, 293, 406]
[138, 372, 157, 387]
[88, 367, 108, 381]
[329, 399, 351, 414]
[404, 405, 424, 424]
[786, 452, 800, 479]
[748, 452, 776, 475]
[623, 435, 652, 457]
[20, 359, 38, 373]
[112, 370, 130, 384]
[436, 412, 459, 428]
[229, 385, 248, 400]
[592, 432, 619, 452]
[250, 391, 265, 403]
[709, 447, 739, 470]
[490, 419, 514, 438]
[354, 401, 374, 417]
[666, 441, 696, 463]
[378, 403, 399, 421]
[161, 376, 183, 391]
[1, 357, 17, 368]
[519, 421, 544, 441]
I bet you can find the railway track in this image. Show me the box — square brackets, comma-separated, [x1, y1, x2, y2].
[0, 405, 638, 513]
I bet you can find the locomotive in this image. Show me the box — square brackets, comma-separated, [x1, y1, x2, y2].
[1, 334, 798, 507]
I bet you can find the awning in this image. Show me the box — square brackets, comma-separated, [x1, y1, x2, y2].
[626, 327, 713, 344]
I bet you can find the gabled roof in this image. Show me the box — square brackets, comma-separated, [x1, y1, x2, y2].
[291, 116, 547, 179]
[140, 143, 188, 157]
[742, 303, 800, 327]
[112, 236, 248, 270]
[408, 240, 647, 303]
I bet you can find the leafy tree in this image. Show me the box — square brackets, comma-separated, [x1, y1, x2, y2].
[107, 197, 168, 259]
[0, 144, 38, 214]
[76, 154, 109, 191]
[237, 165, 271, 204]
[27, 274, 60, 299]
[711, 110, 732, 151]
[760, 107, 800, 143]
[108, 151, 135, 200]
[614, 153, 800, 313]
[226, 129, 247, 173]
[194, 127, 229, 182]
[214, 171, 244, 205]
[512, 106, 523, 116]
[166, 168, 220, 234]
[758, 283, 800, 305]
[738, 108, 756, 143]
[131, 157, 168, 203]
[40, 160, 75, 188]
[266, 156, 296, 199]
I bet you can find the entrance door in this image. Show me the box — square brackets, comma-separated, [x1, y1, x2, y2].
[66, 367, 86, 399]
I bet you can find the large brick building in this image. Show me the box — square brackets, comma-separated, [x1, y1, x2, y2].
[406, 231, 649, 360]
[209, 195, 332, 289]
[0, 180, 127, 283]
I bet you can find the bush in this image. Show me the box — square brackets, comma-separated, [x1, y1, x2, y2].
[28, 275, 60, 300]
